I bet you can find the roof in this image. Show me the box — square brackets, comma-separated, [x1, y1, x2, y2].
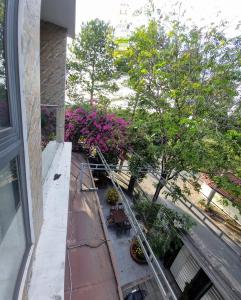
[226, 172, 241, 187]
[41, 0, 76, 38]
[201, 173, 241, 203]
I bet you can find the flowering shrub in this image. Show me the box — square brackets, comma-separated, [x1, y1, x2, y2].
[65, 108, 129, 162]
[41, 107, 56, 149]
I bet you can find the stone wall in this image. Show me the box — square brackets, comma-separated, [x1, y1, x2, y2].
[19, 0, 43, 245]
[18, 0, 42, 299]
[18, 4, 68, 299]
[40, 21, 67, 142]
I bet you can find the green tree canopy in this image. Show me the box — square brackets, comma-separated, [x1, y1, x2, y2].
[123, 13, 241, 202]
[67, 19, 119, 102]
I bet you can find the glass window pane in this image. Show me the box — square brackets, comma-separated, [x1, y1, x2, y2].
[0, 159, 26, 299]
[0, 0, 10, 129]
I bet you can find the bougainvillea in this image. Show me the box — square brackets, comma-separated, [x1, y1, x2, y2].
[41, 107, 56, 149]
[65, 108, 130, 162]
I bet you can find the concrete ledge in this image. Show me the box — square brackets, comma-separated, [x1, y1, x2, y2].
[28, 142, 72, 300]
[42, 141, 59, 183]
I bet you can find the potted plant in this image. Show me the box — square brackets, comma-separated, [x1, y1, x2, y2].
[130, 239, 147, 264]
[106, 188, 119, 205]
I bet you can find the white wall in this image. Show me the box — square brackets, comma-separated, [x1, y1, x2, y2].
[200, 182, 241, 225]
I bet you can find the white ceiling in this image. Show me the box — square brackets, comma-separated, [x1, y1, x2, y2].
[41, 0, 76, 38]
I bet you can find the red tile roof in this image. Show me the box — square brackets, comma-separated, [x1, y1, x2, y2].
[200, 173, 241, 203]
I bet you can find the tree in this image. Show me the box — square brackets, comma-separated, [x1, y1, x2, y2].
[0, 1, 9, 127]
[123, 12, 241, 202]
[134, 196, 195, 258]
[127, 123, 159, 195]
[67, 19, 119, 102]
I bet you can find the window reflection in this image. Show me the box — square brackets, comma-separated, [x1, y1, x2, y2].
[0, 0, 10, 129]
[0, 159, 26, 299]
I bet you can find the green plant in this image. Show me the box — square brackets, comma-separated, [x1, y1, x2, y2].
[133, 241, 145, 260]
[221, 198, 229, 207]
[134, 197, 160, 229]
[134, 197, 195, 257]
[67, 19, 119, 101]
[204, 204, 213, 212]
[106, 188, 119, 205]
[148, 229, 183, 258]
[232, 201, 241, 215]
[198, 199, 206, 207]
[122, 10, 241, 203]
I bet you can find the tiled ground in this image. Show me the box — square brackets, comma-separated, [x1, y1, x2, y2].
[97, 184, 152, 287]
[122, 277, 162, 300]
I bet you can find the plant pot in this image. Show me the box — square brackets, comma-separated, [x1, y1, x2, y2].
[130, 240, 147, 264]
[88, 156, 100, 164]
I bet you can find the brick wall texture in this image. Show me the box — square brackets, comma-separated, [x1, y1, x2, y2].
[40, 21, 67, 142]
[40, 21, 67, 106]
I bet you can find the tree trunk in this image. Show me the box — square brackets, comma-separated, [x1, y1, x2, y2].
[119, 159, 124, 171]
[90, 91, 94, 100]
[152, 173, 167, 202]
[207, 189, 215, 205]
[131, 95, 139, 121]
[128, 175, 136, 196]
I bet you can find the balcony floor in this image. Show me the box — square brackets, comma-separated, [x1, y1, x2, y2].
[64, 153, 122, 300]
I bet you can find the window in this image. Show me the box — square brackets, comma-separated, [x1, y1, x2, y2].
[0, 0, 10, 128]
[0, 0, 31, 299]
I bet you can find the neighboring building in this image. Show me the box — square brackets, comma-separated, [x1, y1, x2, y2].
[200, 173, 241, 224]
[165, 243, 224, 300]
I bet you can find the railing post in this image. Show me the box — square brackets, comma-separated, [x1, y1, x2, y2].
[80, 163, 83, 191]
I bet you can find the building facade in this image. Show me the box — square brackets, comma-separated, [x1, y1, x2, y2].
[0, 0, 75, 299]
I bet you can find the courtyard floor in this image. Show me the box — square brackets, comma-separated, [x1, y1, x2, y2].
[96, 182, 152, 287]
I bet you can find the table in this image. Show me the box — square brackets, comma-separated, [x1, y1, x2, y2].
[111, 209, 128, 225]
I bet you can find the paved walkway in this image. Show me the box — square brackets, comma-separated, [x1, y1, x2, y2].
[122, 277, 161, 300]
[64, 154, 122, 300]
[140, 174, 241, 300]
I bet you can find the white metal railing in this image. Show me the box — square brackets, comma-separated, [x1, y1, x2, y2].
[95, 147, 178, 300]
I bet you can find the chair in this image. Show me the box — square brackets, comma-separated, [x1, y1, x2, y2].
[123, 220, 131, 235]
[110, 206, 118, 213]
[124, 288, 147, 300]
[106, 215, 114, 226]
[117, 202, 124, 210]
[115, 222, 123, 236]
